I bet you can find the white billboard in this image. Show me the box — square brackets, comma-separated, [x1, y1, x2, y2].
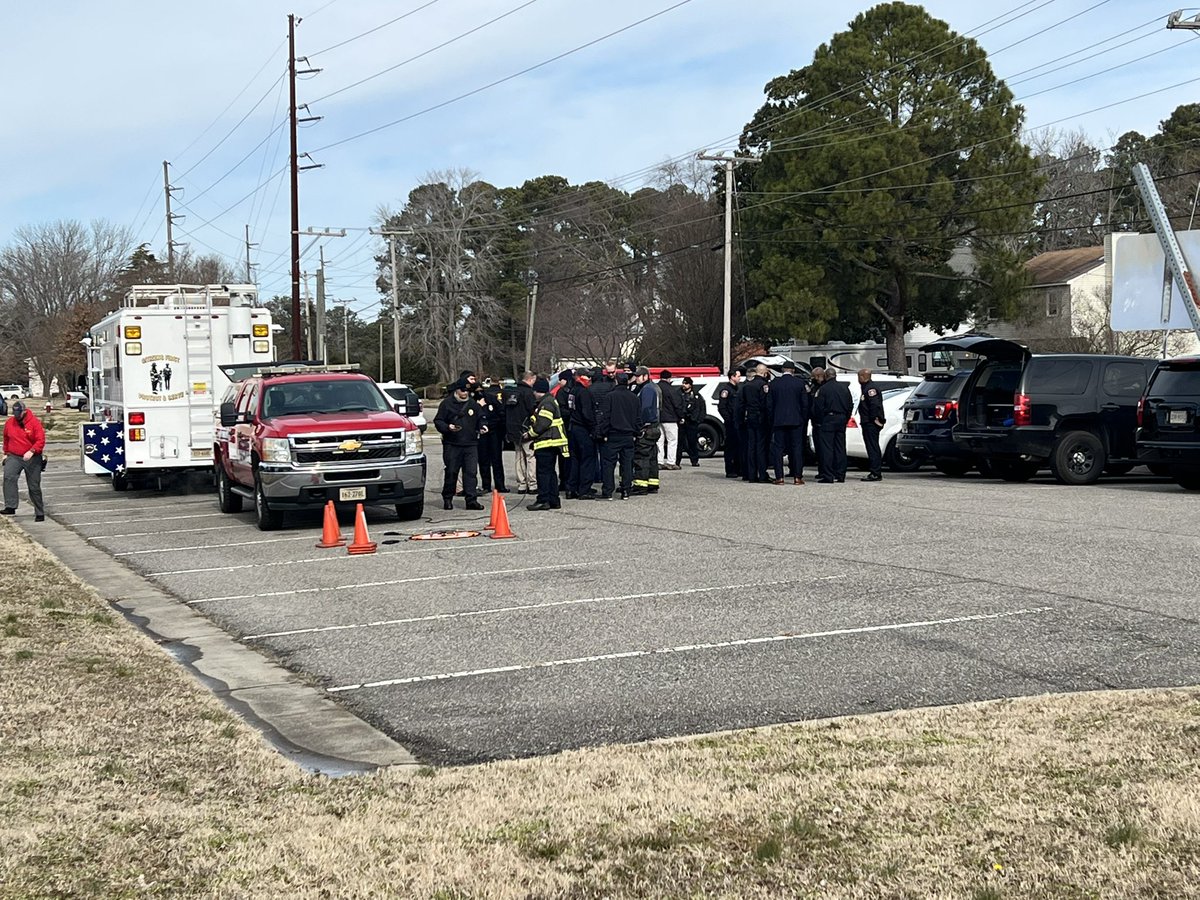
[1108, 231, 1200, 331]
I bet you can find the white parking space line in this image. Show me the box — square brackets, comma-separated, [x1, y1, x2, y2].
[242, 578, 824, 641]
[48, 499, 213, 511]
[327, 606, 1054, 693]
[66, 512, 230, 527]
[192, 561, 609, 605]
[113, 534, 319, 556]
[93, 525, 250, 539]
[146, 537, 558, 576]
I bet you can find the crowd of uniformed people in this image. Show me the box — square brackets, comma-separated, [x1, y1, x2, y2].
[431, 360, 890, 511]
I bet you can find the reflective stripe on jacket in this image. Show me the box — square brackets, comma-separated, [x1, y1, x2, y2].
[529, 395, 569, 453]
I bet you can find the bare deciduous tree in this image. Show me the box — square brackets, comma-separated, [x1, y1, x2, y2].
[379, 170, 507, 383]
[0, 220, 133, 396]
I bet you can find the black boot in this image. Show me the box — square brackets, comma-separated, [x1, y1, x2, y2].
[442, 499, 453, 510]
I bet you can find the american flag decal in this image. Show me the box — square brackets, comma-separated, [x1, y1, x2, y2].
[82, 422, 126, 474]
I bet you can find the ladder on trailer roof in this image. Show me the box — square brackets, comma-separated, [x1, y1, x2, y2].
[184, 289, 217, 453]
[1130, 162, 1200, 339]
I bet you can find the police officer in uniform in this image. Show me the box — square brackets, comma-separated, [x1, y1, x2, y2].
[812, 368, 853, 483]
[767, 360, 809, 485]
[596, 371, 639, 499]
[563, 370, 597, 499]
[741, 364, 771, 483]
[857, 368, 886, 481]
[477, 377, 508, 493]
[433, 377, 485, 510]
[715, 367, 743, 478]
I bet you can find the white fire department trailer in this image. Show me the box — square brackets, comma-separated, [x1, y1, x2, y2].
[81, 284, 276, 490]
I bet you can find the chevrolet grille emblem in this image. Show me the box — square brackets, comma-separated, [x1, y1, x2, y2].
[338, 439, 364, 452]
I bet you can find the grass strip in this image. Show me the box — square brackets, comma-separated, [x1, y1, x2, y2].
[1, 520, 1198, 898]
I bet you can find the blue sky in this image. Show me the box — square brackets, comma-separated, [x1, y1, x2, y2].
[2, 0, 1196, 319]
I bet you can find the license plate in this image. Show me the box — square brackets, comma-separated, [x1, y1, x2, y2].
[1169, 410, 1188, 425]
[339, 487, 367, 501]
[905, 409, 917, 421]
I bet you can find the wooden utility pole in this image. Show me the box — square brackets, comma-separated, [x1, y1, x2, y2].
[287, 14, 322, 361]
[244, 224, 257, 283]
[698, 152, 759, 373]
[288, 15, 301, 360]
[162, 161, 179, 282]
[524, 281, 538, 374]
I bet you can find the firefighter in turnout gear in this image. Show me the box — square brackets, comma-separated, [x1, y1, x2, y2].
[526, 377, 569, 510]
[631, 366, 661, 494]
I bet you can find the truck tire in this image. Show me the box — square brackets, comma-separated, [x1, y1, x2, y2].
[884, 438, 921, 472]
[1050, 430, 1105, 486]
[395, 498, 425, 520]
[112, 470, 129, 492]
[253, 474, 283, 531]
[697, 422, 720, 458]
[216, 466, 243, 513]
[993, 460, 1039, 482]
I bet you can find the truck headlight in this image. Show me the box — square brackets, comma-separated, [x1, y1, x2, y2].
[405, 428, 422, 456]
[261, 437, 291, 463]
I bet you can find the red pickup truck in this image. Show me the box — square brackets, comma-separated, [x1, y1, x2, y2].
[214, 366, 426, 530]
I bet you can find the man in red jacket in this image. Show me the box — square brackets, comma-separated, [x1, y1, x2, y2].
[3, 401, 46, 521]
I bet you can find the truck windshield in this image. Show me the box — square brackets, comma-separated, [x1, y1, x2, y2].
[262, 380, 391, 417]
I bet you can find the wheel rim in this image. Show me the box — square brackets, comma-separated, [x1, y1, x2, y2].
[1066, 444, 1095, 476]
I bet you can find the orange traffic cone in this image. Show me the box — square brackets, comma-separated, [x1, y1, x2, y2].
[489, 493, 516, 540]
[315, 501, 346, 548]
[483, 489, 500, 531]
[347, 503, 377, 554]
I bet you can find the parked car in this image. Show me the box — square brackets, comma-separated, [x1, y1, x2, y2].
[0, 384, 25, 399]
[63, 391, 88, 410]
[1136, 355, 1200, 491]
[375, 381, 426, 432]
[846, 386, 919, 471]
[896, 371, 978, 476]
[922, 335, 1157, 485]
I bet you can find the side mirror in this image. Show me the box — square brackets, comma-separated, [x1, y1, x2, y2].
[219, 401, 239, 427]
[394, 402, 405, 415]
[406, 398, 420, 417]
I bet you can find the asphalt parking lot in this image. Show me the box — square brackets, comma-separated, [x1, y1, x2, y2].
[25, 445, 1200, 766]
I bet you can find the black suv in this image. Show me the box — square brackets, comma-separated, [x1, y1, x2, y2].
[896, 371, 976, 476]
[921, 336, 1157, 485]
[1136, 356, 1200, 491]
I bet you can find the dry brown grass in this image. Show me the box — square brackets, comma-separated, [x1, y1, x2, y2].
[2, 520, 1199, 898]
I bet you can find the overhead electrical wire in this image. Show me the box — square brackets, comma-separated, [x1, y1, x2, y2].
[310, 0, 696, 154]
[184, 0, 1051, 256]
[190, 0, 1182, 303]
[309, 0, 445, 57]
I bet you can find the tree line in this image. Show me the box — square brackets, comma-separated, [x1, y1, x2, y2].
[3, 2, 1197, 393]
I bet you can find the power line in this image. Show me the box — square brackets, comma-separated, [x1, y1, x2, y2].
[171, 38, 289, 165]
[309, 0, 445, 56]
[311, 0, 696, 154]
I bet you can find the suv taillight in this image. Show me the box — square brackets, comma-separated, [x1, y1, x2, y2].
[1013, 393, 1032, 427]
[932, 400, 958, 420]
[1136, 395, 1146, 428]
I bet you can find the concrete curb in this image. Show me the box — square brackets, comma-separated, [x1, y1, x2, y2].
[21, 511, 418, 775]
